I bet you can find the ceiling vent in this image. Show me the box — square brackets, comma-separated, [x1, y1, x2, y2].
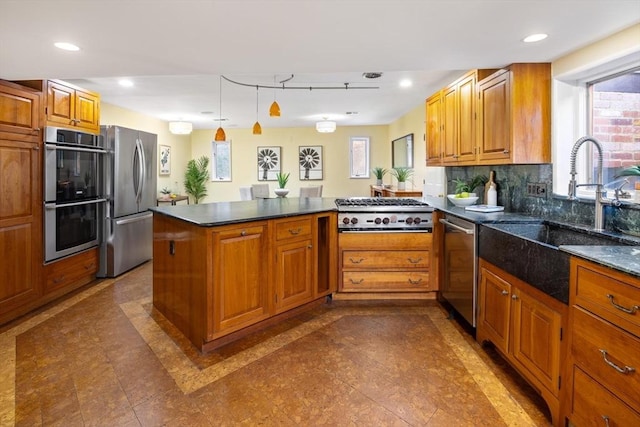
[362, 72, 383, 79]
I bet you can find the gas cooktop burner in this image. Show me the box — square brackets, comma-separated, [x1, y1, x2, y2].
[335, 197, 432, 212]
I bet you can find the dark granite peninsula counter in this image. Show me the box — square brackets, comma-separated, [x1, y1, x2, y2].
[151, 197, 337, 352]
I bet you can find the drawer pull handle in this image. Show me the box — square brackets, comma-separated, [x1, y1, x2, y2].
[606, 294, 639, 314]
[349, 258, 365, 264]
[288, 228, 301, 235]
[599, 349, 635, 374]
[408, 278, 422, 285]
[349, 278, 364, 284]
[84, 263, 95, 270]
[407, 257, 422, 264]
[602, 415, 610, 427]
[53, 275, 65, 284]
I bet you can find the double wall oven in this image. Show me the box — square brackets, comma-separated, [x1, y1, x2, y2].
[44, 127, 106, 262]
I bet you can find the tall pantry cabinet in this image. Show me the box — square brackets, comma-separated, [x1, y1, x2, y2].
[0, 80, 43, 323]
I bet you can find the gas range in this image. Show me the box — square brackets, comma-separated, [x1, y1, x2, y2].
[335, 198, 433, 231]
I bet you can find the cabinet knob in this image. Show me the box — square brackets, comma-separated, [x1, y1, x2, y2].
[307, 244, 312, 249]
[241, 230, 247, 236]
[503, 149, 510, 154]
[511, 294, 518, 300]
[501, 290, 509, 296]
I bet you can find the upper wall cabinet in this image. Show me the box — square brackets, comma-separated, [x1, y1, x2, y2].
[477, 63, 551, 164]
[425, 63, 551, 166]
[18, 80, 100, 134]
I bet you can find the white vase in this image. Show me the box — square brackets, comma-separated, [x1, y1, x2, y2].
[397, 182, 406, 190]
[376, 179, 383, 186]
[274, 188, 289, 198]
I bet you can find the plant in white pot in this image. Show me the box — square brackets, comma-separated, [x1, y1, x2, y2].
[371, 167, 388, 186]
[391, 167, 413, 190]
[274, 172, 290, 197]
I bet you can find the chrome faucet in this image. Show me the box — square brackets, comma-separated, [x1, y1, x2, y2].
[568, 136, 608, 231]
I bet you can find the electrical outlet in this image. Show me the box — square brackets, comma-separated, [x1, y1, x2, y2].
[527, 182, 547, 198]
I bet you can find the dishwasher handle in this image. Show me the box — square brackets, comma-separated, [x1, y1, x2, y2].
[439, 218, 474, 234]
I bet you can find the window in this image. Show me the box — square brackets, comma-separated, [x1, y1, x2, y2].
[588, 69, 640, 192]
[211, 140, 231, 181]
[349, 136, 370, 178]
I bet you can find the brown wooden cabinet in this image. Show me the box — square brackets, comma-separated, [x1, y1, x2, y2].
[43, 248, 98, 294]
[564, 257, 640, 425]
[369, 185, 422, 198]
[212, 223, 270, 334]
[425, 91, 442, 165]
[339, 232, 434, 293]
[0, 80, 43, 324]
[476, 63, 551, 164]
[19, 80, 100, 133]
[477, 259, 566, 427]
[153, 211, 337, 352]
[273, 217, 313, 313]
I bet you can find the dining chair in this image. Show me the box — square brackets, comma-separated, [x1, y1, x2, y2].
[239, 186, 253, 200]
[299, 185, 323, 198]
[251, 183, 270, 199]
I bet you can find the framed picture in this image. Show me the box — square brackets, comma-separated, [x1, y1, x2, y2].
[299, 145, 323, 180]
[257, 146, 281, 181]
[159, 145, 171, 176]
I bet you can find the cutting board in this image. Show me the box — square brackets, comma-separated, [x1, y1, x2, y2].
[465, 205, 504, 213]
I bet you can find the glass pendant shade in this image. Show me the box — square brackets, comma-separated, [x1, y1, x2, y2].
[269, 101, 281, 117]
[169, 121, 192, 135]
[252, 121, 262, 135]
[214, 126, 226, 141]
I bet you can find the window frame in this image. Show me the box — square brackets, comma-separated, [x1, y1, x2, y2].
[211, 140, 232, 181]
[349, 136, 370, 179]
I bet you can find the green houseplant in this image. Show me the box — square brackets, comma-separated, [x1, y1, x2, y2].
[184, 156, 210, 204]
[391, 167, 414, 190]
[274, 172, 290, 197]
[453, 175, 488, 198]
[371, 167, 388, 185]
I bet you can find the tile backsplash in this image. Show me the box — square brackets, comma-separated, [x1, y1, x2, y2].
[445, 164, 640, 236]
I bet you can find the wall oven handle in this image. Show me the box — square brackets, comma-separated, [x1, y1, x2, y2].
[439, 218, 474, 234]
[45, 144, 107, 154]
[45, 198, 107, 209]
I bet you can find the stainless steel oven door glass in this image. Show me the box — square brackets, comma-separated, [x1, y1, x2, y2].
[44, 198, 106, 262]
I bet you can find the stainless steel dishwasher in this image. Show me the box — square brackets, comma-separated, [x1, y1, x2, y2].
[439, 214, 477, 327]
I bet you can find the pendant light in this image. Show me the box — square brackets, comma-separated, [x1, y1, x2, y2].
[214, 75, 226, 141]
[252, 86, 262, 135]
[269, 75, 281, 117]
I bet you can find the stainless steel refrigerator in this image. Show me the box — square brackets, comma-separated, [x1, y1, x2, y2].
[98, 125, 157, 277]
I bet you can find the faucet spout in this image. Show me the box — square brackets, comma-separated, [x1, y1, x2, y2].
[568, 136, 606, 231]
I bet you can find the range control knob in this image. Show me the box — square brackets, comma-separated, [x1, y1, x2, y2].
[405, 217, 414, 225]
[414, 217, 422, 225]
[374, 217, 382, 224]
[382, 217, 390, 225]
[342, 217, 350, 224]
[350, 217, 358, 225]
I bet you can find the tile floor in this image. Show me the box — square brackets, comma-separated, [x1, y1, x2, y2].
[1, 262, 552, 426]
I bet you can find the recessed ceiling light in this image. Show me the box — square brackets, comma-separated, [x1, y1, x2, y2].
[523, 33, 548, 43]
[399, 79, 412, 88]
[345, 111, 359, 115]
[54, 42, 80, 51]
[118, 79, 134, 87]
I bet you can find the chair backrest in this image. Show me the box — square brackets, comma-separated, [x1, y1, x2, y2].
[251, 183, 270, 199]
[299, 185, 323, 198]
[239, 186, 253, 201]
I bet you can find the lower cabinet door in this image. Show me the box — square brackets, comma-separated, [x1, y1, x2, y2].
[275, 239, 313, 313]
[477, 266, 511, 355]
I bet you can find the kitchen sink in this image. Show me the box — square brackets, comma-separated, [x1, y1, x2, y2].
[478, 221, 635, 304]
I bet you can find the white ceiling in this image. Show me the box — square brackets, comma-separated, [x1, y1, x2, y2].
[1, 0, 639, 130]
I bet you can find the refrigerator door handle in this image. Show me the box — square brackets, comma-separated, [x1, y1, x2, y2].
[134, 138, 144, 203]
[138, 138, 146, 201]
[115, 211, 153, 226]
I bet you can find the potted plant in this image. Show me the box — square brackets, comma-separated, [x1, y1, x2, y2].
[453, 175, 488, 198]
[391, 167, 413, 190]
[371, 167, 388, 186]
[274, 172, 290, 197]
[160, 187, 171, 200]
[184, 155, 210, 204]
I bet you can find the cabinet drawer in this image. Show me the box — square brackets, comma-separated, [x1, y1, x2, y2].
[570, 366, 640, 426]
[342, 251, 429, 269]
[342, 271, 430, 292]
[44, 248, 98, 293]
[572, 307, 640, 412]
[275, 218, 312, 241]
[572, 258, 640, 338]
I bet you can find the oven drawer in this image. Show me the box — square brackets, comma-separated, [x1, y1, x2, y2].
[572, 258, 640, 338]
[572, 306, 640, 412]
[342, 271, 430, 292]
[44, 247, 98, 293]
[275, 218, 312, 241]
[343, 250, 429, 269]
[570, 366, 640, 426]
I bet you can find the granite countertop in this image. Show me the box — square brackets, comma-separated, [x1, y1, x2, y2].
[150, 197, 337, 227]
[560, 245, 640, 278]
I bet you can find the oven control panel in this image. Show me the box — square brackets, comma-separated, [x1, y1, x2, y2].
[338, 213, 433, 231]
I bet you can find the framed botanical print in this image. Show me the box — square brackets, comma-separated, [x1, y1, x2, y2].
[299, 145, 323, 180]
[257, 146, 281, 181]
[159, 145, 171, 175]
